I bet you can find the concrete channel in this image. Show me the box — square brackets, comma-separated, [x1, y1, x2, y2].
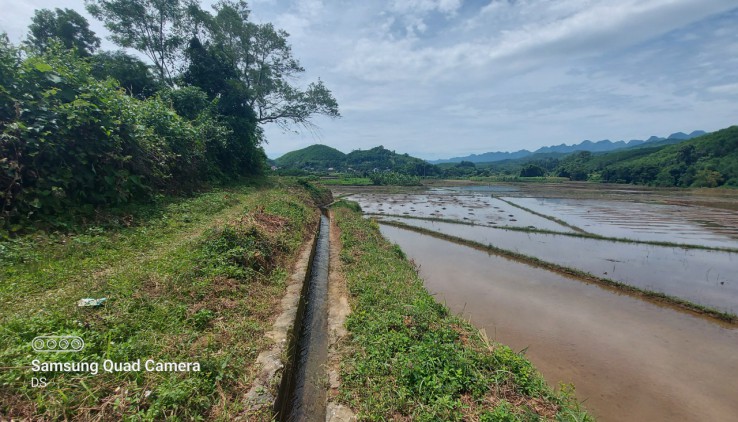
[276, 213, 331, 421]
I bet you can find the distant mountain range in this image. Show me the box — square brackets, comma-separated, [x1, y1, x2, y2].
[430, 130, 707, 164]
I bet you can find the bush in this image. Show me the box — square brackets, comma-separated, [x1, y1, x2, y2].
[0, 42, 167, 227]
[0, 40, 262, 231]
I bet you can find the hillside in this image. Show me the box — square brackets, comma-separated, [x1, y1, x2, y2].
[274, 145, 437, 176]
[597, 126, 738, 187]
[274, 144, 346, 170]
[550, 126, 737, 186]
[345, 146, 436, 175]
[432, 130, 706, 164]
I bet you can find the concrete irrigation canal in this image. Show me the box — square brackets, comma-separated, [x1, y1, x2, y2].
[246, 208, 354, 421]
[277, 214, 331, 421]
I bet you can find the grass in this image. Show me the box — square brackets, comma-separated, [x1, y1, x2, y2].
[318, 177, 373, 186]
[0, 179, 327, 420]
[466, 176, 570, 183]
[378, 219, 737, 324]
[331, 203, 593, 421]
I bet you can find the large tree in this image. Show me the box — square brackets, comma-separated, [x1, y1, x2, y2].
[90, 50, 163, 98]
[188, 0, 339, 129]
[85, 0, 189, 84]
[27, 8, 101, 56]
[85, 0, 338, 130]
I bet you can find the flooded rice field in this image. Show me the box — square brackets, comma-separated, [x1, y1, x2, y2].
[339, 183, 738, 421]
[378, 225, 738, 422]
[351, 192, 574, 232]
[505, 197, 738, 248]
[378, 216, 738, 314]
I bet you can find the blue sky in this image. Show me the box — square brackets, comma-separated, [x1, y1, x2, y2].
[2, 0, 737, 159]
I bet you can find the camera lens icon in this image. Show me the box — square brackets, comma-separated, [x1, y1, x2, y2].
[32, 336, 85, 353]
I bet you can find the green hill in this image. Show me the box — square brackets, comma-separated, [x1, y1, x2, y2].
[274, 144, 346, 170]
[554, 126, 738, 187]
[345, 146, 437, 176]
[274, 145, 438, 176]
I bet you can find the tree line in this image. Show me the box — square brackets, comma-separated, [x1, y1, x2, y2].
[434, 127, 738, 187]
[1, 0, 339, 232]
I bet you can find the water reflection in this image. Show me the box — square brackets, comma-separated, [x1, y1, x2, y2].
[379, 224, 738, 422]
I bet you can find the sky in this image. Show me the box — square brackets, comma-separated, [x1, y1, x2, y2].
[2, 0, 738, 160]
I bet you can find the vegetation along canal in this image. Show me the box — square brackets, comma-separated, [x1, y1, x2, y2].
[279, 214, 331, 421]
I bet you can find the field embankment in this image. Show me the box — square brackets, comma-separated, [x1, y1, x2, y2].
[0, 180, 329, 420]
[330, 202, 592, 421]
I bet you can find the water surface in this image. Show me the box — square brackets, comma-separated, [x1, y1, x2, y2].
[379, 224, 738, 422]
[380, 216, 738, 313]
[505, 197, 738, 249]
[286, 215, 330, 421]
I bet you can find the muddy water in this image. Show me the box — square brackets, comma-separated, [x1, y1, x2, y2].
[350, 193, 573, 232]
[286, 215, 330, 421]
[379, 216, 738, 314]
[379, 224, 738, 422]
[505, 197, 738, 248]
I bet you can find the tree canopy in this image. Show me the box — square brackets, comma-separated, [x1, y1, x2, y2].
[27, 8, 101, 56]
[90, 50, 163, 98]
[2, 0, 340, 228]
[85, 0, 189, 84]
[186, 0, 340, 128]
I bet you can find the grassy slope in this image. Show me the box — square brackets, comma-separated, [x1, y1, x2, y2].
[332, 203, 592, 421]
[0, 180, 325, 420]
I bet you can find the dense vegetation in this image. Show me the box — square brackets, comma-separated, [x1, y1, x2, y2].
[598, 126, 738, 187]
[432, 128, 738, 188]
[274, 144, 439, 177]
[543, 127, 738, 186]
[333, 204, 591, 420]
[1, 0, 338, 234]
[273, 128, 738, 188]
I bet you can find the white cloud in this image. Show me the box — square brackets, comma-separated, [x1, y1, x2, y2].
[2, 0, 737, 158]
[390, 0, 463, 15]
[707, 83, 738, 95]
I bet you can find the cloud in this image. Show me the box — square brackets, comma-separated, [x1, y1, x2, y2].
[390, 0, 463, 16]
[2, 0, 737, 159]
[707, 83, 738, 95]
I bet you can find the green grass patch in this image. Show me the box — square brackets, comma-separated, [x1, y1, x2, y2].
[333, 206, 593, 420]
[318, 177, 373, 186]
[0, 180, 325, 419]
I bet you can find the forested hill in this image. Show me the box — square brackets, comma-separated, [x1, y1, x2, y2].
[559, 126, 738, 187]
[274, 145, 437, 176]
[274, 144, 346, 169]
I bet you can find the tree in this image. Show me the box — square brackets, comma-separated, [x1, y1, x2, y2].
[27, 8, 101, 56]
[520, 164, 546, 177]
[677, 144, 697, 166]
[190, 0, 339, 129]
[183, 36, 238, 98]
[86, 0, 189, 84]
[90, 50, 163, 98]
